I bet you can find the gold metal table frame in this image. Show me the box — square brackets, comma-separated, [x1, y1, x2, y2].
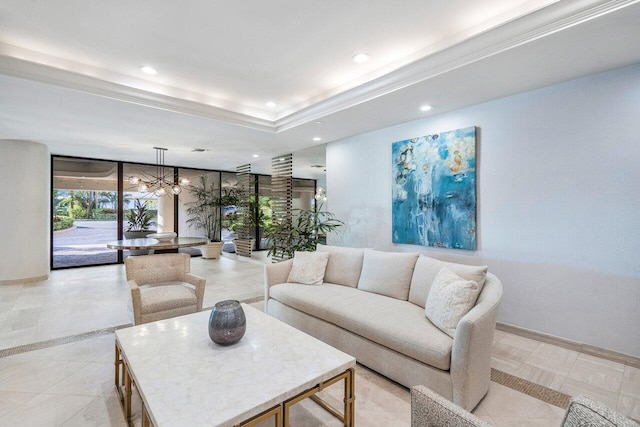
[115, 341, 355, 427]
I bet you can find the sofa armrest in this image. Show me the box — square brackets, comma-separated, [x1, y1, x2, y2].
[184, 272, 206, 311]
[450, 273, 503, 411]
[411, 385, 492, 427]
[127, 279, 142, 325]
[264, 259, 294, 311]
[562, 395, 640, 427]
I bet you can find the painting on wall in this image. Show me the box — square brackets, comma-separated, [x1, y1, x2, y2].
[392, 126, 477, 250]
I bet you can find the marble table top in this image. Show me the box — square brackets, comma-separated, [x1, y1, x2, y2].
[106, 236, 207, 250]
[115, 304, 355, 426]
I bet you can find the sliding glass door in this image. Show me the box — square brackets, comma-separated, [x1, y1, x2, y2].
[52, 158, 119, 268]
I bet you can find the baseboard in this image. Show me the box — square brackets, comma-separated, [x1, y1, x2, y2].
[496, 322, 640, 369]
[0, 274, 48, 285]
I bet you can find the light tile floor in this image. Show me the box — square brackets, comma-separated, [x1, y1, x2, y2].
[0, 253, 638, 425]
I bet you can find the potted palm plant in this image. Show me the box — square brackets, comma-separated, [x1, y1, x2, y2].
[265, 202, 343, 260]
[124, 199, 156, 255]
[185, 175, 224, 259]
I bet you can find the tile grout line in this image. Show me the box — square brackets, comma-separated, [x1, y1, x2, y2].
[0, 324, 131, 358]
[0, 295, 265, 359]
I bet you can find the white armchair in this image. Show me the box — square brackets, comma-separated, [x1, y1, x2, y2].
[125, 253, 205, 325]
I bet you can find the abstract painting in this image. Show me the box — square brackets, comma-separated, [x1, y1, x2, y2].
[392, 126, 477, 250]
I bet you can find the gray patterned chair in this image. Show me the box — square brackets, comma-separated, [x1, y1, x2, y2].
[125, 253, 205, 325]
[411, 385, 639, 427]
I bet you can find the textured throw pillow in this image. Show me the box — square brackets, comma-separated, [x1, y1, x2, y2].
[409, 255, 488, 308]
[425, 267, 483, 338]
[357, 249, 419, 300]
[287, 251, 330, 285]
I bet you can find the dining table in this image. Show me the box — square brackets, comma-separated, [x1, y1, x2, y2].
[106, 237, 207, 255]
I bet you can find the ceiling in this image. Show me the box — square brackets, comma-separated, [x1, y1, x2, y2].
[1, 0, 639, 178]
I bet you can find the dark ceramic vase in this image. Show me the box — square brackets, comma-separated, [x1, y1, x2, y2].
[208, 300, 246, 345]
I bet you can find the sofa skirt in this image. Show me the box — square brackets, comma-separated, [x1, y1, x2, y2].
[267, 298, 453, 400]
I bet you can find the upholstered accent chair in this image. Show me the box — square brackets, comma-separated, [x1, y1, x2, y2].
[125, 253, 206, 325]
[411, 385, 639, 427]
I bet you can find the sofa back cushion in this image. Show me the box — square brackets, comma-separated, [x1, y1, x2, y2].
[316, 244, 364, 287]
[409, 255, 488, 308]
[357, 249, 419, 300]
[287, 251, 330, 285]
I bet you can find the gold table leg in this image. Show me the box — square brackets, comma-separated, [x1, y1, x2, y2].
[236, 404, 283, 427]
[114, 341, 135, 426]
[283, 368, 355, 427]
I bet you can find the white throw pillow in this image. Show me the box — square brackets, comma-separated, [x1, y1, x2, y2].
[425, 267, 483, 338]
[287, 251, 330, 285]
[409, 255, 488, 308]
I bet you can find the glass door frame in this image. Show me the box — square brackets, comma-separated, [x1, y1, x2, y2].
[51, 155, 316, 269]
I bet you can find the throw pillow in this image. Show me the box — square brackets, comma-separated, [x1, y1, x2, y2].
[357, 249, 419, 300]
[316, 244, 364, 287]
[425, 267, 483, 338]
[287, 251, 330, 285]
[409, 255, 488, 308]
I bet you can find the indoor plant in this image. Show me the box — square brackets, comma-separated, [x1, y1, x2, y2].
[185, 175, 225, 259]
[124, 199, 156, 255]
[265, 202, 343, 260]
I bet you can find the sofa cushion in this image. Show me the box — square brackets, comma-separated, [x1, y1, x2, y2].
[140, 282, 196, 314]
[425, 268, 483, 338]
[409, 255, 488, 308]
[316, 244, 364, 288]
[287, 251, 329, 285]
[270, 282, 453, 370]
[357, 250, 419, 300]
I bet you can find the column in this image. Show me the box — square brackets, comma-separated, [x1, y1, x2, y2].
[0, 140, 50, 283]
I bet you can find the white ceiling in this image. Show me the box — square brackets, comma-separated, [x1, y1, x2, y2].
[1, 0, 639, 178]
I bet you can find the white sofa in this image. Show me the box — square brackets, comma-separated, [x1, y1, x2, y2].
[264, 245, 503, 411]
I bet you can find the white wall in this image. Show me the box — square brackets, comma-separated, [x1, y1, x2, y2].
[326, 64, 640, 357]
[0, 140, 50, 283]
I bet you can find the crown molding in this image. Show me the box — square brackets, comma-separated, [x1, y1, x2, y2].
[0, 0, 635, 134]
[0, 54, 276, 133]
[274, 0, 639, 132]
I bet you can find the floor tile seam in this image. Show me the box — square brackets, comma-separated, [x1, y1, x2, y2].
[0, 324, 130, 358]
[35, 389, 112, 398]
[0, 296, 264, 357]
[563, 367, 625, 395]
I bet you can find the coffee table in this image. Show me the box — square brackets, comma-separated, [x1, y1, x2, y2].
[114, 304, 355, 426]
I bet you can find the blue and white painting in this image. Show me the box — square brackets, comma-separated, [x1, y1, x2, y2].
[392, 126, 477, 250]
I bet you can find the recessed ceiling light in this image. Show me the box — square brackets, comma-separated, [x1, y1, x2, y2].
[252, 154, 260, 158]
[313, 137, 322, 142]
[265, 101, 276, 108]
[420, 105, 433, 111]
[139, 65, 158, 75]
[352, 53, 370, 64]
[314, 121, 323, 125]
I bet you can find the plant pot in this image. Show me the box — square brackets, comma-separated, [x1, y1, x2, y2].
[233, 238, 255, 257]
[124, 230, 155, 255]
[200, 241, 224, 259]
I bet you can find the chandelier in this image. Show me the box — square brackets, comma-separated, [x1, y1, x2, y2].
[128, 147, 190, 196]
[314, 186, 327, 202]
